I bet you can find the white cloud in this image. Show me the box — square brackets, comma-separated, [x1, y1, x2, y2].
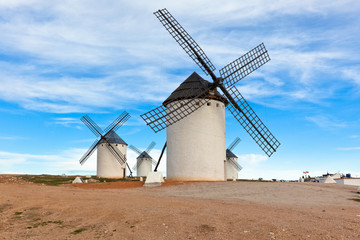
[305, 115, 347, 128]
[0, 148, 96, 174]
[238, 153, 268, 166]
[0, 146, 168, 176]
[0, 136, 23, 140]
[0, 0, 358, 113]
[342, 66, 360, 86]
[349, 135, 359, 139]
[336, 147, 360, 151]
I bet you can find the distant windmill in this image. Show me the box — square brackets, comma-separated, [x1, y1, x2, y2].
[141, 9, 280, 181]
[79, 111, 132, 178]
[129, 141, 157, 177]
[225, 137, 243, 180]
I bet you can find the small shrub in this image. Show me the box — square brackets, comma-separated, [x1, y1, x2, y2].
[71, 228, 87, 234]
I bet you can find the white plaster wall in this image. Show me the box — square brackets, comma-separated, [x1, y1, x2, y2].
[97, 143, 127, 178]
[335, 178, 360, 186]
[225, 157, 239, 180]
[166, 99, 226, 181]
[137, 158, 152, 177]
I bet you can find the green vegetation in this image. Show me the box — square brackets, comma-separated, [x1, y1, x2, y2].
[20, 175, 74, 186]
[31, 220, 64, 229]
[71, 228, 87, 234]
[235, 179, 272, 182]
[197, 224, 216, 233]
[89, 176, 140, 182]
[19, 174, 140, 186]
[14, 211, 23, 215]
[350, 198, 360, 202]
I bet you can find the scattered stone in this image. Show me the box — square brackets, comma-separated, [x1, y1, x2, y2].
[72, 177, 84, 183]
[143, 172, 164, 187]
[323, 175, 336, 184]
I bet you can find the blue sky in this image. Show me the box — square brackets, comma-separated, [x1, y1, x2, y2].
[0, 0, 359, 180]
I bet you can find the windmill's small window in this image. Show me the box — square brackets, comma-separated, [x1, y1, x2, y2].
[207, 102, 211, 106]
[116, 144, 118, 146]
[216, 103, 219, 107]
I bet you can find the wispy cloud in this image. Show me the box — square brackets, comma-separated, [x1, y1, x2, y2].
[336, 147, 360, 151]
[238, 154, 268, 166]
[0, 147, 167, 175]
[52, 117, 81, 128]
[349, 135, 359, 139]
[305, 115, 347, 128]
[0, 136, 24, 140]
[0, 0, 358, 113]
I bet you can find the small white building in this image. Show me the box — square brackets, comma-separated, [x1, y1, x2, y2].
[334, 178, 360, 186]
[97, 130, 127, 178]
[225, 149, 242, 180]
[135, 151, 153, 177]
[165, 72, 228, 181]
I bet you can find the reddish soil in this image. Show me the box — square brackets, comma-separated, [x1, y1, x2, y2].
[1, 175, 359, 239]
[72, 180, 205, 189]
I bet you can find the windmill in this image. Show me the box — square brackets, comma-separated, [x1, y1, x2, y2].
[225, 137, 243, 180]
[129, 141, 157, 177]
[141, 9, 280, 181]
[79, 111, 132, 178]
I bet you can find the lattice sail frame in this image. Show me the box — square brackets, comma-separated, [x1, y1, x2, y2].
[129, 141, 157, 171]
[220, 43, 270, 88]
[145, 141, 156, 154]
[141, 85, 212, 132]
[225, 86, 280, 157]
[154, 8, 215, 76]
[79, 111, 130, 165]
[228, 158, 243, 171]
[227, 137, 241, 151]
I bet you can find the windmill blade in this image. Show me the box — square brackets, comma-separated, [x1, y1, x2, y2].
[103, 111, 130, 134]
[132, 162, 137, 171]
[151, 159, 158, 166]
[136, 158, 144, 170]
[129, 145, 142, 155]
[105, 142, 127, 165]
[140, 86, 212, 132]
[219, 43, 270, 89]
[81, 115, 103, 137]
[154, 8, 216, 79]
[145, 141, 156, 154]
[228, 137, 241, 151]
[222, 85, 280, 157]
[228, 158, 243, 171]
[79, 138, 101, 165]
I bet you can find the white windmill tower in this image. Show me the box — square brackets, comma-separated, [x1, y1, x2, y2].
[129, 142, 157, 177]
[141, 9, 280, 181]
[225, 137, 243, 180]
[79, 111, 133, 178]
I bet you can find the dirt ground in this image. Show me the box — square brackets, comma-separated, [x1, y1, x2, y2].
[0, 175, 359, 239]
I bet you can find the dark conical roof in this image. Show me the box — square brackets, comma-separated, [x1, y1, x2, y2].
[163, 72, 228, 106]
[100, 130, 127, 145]
[226, 149, 238, 158]
[137, 151, 152, 159]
